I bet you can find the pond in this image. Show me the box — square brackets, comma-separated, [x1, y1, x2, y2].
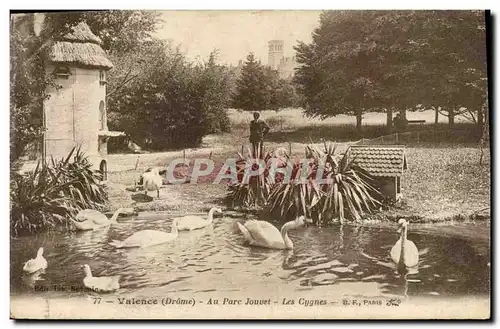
[10, 213, 490, 301]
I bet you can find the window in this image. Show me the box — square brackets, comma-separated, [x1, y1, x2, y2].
[99, 70, 107, 85]
[99, 101, 106, 130]
[99, 160, 107, 181]
[52, 65, 71, 79]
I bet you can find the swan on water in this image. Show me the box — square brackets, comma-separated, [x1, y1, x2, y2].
[143, 167, 163, 198]
[390, 218, 419, 272]
[81, 264, 120, 292]
[176, 207, 223, 231]
[237, 216, 306, 250]
[109, 218, 180, 248]
[69, 208, 131, 231]
[23, 247, 47, 274]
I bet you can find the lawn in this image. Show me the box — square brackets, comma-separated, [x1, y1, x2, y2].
[105, 108, 490, 223]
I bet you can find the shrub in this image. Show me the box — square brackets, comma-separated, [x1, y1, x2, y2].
[226, 143, 381, 225]
[269, 143, 381, 225]
[226, 148, 277, 208]
[10, 147, 107, 237]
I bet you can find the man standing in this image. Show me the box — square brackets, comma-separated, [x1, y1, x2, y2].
[249, 112, 270, 158]
[393, 113, 407, 132]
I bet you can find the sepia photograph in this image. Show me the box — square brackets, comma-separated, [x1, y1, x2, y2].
[9, 9, 491, 320]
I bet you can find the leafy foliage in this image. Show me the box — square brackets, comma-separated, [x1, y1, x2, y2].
[10, 148, 107, 237]
[40, 10, 161, 52]
[232, 53, 268, 111]
[232, 53, 300, 112]
[108, 44, 233, 149]
[294, 10, 488, 129]
[10, 17, 53, 163]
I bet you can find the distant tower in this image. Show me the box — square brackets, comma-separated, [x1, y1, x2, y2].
[268, 40, 284, 70]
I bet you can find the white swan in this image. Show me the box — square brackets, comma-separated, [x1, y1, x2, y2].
[69, 208, 130, 231]
[109, 218, 180, 248]
[390, 219, 419, 271]
[81, 264, 120, 292]
[143, 167, 163, 198]
[237, 216, 306, 250]
[23, 247, 48, 274]
[176, 207, 223, 231]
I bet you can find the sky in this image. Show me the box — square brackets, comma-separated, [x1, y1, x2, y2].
[154, 11, 321, 66]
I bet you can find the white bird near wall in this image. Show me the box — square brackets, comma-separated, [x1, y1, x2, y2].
[23, 247, 48, 274]
[176, 207, 223, 231]
[69, 208, 132, 231]
[81, 264, 120, 292]
[142, 167, 163, 199]
[109, 218, 180, 248]
[237, 216, 306, 250]
[390, 218, 419, 273]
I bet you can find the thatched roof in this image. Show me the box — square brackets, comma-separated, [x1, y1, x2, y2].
[46, 22, 113, 69]
[58, 21, 102, 45]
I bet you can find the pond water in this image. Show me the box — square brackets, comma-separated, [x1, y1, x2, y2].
[11, 214, 490, 300]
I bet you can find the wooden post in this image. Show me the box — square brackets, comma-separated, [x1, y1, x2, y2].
[288, 142, 292, 156]
[183, 149, 186, 161]
[241, 145, 244, 155]
[209, 151, 213, 160]
[417, 131, 420, 144]
[134, 156, 140, 170]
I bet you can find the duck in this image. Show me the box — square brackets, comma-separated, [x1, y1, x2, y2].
[390, 218, 419, 272]
[81, 264, 120, 292]
[109, 218, 180, 248]
[176, 207, 223, 231]
[23, 247, 48, 274]
[142, 167, 163, 198]
[237, 216, 306, 250]
[69, 208, 130, 231]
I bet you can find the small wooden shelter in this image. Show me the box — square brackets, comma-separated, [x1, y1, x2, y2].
[347, 145, 408, 201]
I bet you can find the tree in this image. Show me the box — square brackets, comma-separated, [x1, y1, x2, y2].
[196, 50, 233, 134]
[415, 11, 487, 127]
[232, 53, 268, 111]
[262, 67, 301, 110]
[10, 15, 57, 164]
[108, 41, 233, 149]
[294, 11, 386, 133]
[294, 10, 488, 133]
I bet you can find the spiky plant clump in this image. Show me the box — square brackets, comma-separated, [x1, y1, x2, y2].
[10, 147, 108, 236]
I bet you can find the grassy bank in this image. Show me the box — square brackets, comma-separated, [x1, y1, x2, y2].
[105, 109, 490, 224]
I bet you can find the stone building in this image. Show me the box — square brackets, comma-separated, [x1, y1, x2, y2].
[41, 21, 124, 180]
[267, 39, 298, 79]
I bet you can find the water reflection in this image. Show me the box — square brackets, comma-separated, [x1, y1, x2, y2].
[11, 214, 490, 300]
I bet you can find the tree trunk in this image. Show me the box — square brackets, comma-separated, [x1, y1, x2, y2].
[401, 108, 407, 131]
[386, 108, 393, 133]
[434, 106, 439, 124]
[448, 107, 455, 127]
[477, 106, 484, 131]
[356, 108, 363, 135]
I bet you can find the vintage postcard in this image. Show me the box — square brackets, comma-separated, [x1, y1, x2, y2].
[10, 10, 490, 320]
